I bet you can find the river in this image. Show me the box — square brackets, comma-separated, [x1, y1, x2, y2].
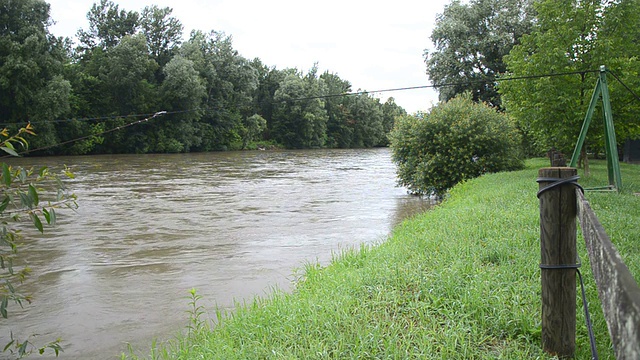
[1, 148, 432, 359]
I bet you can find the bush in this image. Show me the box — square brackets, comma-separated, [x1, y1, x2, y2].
[389, 94, 524, 196]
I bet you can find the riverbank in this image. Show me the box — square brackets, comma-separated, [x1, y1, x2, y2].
[129, 158, 639, 359]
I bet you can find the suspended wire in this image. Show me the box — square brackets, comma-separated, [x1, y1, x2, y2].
[607, 70, 640, 104]
[283, 69, 601, 102]
[0, 109, 195, 127]
[0, 68, 607, 155]
[3, 111, 167, 157]
[1, 69, 602, 128]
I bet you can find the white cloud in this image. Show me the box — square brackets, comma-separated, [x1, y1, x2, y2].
[47, 0, 448, 113]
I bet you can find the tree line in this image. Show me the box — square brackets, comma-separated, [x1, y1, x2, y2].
[0, 0, 406, 156]
[424, 0, 640, 159]
[392, 0, 640, 195]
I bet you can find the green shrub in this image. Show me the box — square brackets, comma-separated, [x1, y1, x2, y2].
[389, 94, 524, 195]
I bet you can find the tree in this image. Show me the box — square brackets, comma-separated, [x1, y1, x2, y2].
[0, 0, 71, 153]
[181, 30, 258, 151]
[272, 66, 328, 149]
[90, 34, 159, 153]
[76, 0, 139, 52]
[424, 0, 535, 108]
[348, 94, 384, 148]
[156, 55, 206, 152]
[240, 114, 267, 149]
[499, 0, 640, 159]
[321, 71, 354, 148]
[140, 5, 183, 68]
[103, 34, 158, 115]
[0, 125, 76, 357]
[380, 97, 407, 146]
[249, 59, 290, 141]
[389, 94, 524, 196]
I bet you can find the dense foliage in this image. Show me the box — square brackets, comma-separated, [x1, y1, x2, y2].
[499, 0, 640, 157]
[424, 0, 535, 108]
[0, 0, 405, 155]
[389, 95, 524, 195]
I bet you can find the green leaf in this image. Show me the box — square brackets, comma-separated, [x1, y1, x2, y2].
[49, 208, 57, 225]
[0, 196, 9, 213]
[2, 163, 11, 187]
[18, 168, 27, 183]
[28, 184, 39, 207]
[43, 208, 50, 224]
[18, 340, 28, 355]
[3, 339, 14, 352]
[64, 167, 75, 179]
[49, 342, 62, 356]
[19, 192, 31, 208]
[1, 296, 7, 318]
[30, 213, 44, 233]
[0, 146, 19, 157]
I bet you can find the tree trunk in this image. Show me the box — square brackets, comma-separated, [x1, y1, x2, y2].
[581, 146, 590, 177]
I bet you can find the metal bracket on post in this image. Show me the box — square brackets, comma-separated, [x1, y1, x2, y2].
[569, 65, 622, 192]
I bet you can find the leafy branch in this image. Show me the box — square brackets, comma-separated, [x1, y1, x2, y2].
[0, 124, 76, 358]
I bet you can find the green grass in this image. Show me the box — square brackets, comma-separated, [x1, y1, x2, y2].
[127, 158, 640, 359]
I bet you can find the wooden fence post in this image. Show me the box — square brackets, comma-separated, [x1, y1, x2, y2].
[538, 167, 578, 358]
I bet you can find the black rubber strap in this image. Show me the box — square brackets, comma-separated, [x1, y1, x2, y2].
[536, 175, 584, 198]
[539, 263, 581, 270]
[539, 260, 598, 359]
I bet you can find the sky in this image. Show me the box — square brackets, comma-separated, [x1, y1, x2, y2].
[45, 0, 450, 114]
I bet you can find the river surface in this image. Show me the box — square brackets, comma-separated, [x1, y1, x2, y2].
[1, 148, 432, 359]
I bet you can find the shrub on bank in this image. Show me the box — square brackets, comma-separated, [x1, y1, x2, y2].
[389, 94, 524, 196]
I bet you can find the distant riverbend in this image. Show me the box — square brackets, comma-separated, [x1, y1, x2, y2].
[5, 148, 432, 359]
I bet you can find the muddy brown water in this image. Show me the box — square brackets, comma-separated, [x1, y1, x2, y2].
[2, 148, 432, 359]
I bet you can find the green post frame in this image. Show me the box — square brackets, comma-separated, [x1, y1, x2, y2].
[569, 65, 622, 191]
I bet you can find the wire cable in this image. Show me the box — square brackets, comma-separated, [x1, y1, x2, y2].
[0, 109, 193, 127]
[3, 111, 167, 157]
[607, 70, 640, 104]
[1, 68, 603, 127]
[278, 69, 601, 102]
[0, 68, 605, 154]
[577, 268, 599, 360]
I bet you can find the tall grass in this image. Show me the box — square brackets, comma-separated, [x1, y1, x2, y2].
[128, 159, 639, 359]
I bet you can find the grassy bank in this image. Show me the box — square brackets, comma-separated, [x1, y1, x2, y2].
[130, 159, 639, 359]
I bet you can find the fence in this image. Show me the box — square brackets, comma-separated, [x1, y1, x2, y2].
[538, 167, 640, 359]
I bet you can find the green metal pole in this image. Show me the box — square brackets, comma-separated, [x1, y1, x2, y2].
[569, 77, 602, 167]
[599, 66, 622, 191]
[602, 99, 614, 187]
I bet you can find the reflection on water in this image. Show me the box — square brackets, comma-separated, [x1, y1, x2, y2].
[2, 148, 433, 359]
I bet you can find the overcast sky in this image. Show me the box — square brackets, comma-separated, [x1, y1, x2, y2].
[46, 0, 450, 114]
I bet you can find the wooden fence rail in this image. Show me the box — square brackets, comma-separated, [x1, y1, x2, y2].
[577, 190, 640, 360]
[538, 167, 640, 359]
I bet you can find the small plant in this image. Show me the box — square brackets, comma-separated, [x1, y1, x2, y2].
[0, 124, 77, 358]
[186, 288, 207, 339]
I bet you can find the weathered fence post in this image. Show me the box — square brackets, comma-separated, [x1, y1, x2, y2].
[538, 167, 578, 358]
